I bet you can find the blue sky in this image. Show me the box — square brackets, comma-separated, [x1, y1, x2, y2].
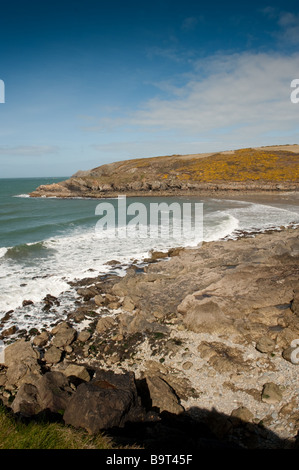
[0, 0, 299, 177]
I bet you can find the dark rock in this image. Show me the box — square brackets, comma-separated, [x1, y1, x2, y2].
[63, 369, 144, 433]
[1, 325, 17, 337]
[22, 300, 34, 307]
[35, 371, 73, 413]
[11, 383, 40, 416]
[11, 371, 73, 417]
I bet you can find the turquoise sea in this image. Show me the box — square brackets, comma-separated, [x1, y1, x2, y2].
[1, 177, 299, 335]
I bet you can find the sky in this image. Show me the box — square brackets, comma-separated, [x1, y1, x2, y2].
[0, 0, 299, 177]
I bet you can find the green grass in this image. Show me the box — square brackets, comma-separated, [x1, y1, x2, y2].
[0, 404, 116, 449]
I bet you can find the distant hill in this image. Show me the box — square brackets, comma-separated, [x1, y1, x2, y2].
[30, 145, 299, 198]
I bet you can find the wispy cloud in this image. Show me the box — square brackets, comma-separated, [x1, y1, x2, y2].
[277, 12, 299, 44]
[181, 16, 201, 31]
[0, 145, 59, 156]
[84, 51, 299, 147]
[262, 7, 299, 45]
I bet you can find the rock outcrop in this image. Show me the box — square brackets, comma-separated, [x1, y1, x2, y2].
[29, 146, 299, 198]
[1, 226, 299, 448]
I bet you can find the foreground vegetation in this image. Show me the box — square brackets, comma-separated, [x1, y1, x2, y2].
[0, 404, 115, 449]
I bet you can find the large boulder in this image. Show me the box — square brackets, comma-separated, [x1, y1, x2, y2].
[63, 369, 143, 434]
[11, 371, 73, 416]
[145, 375, 184, 415]
[51, 322, 77, 348]
[4, 339, 41, 387]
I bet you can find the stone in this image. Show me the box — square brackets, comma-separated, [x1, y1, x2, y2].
[44, 346, 63, 364]
[255, 337, 276, 353]
[179, 299, 233, 334]
[51, 323, 76, 348]
[33, 331, 50, 348]
[11, 383, 40, 416]
[94, 294, 106, 306]
[1, 325, 17, 337]
[63, 364, 90, 382]
[77, 330, 92, 342]
[261, 382, 283, 404]
[121, 297, 135, 312]
[63, 370, 142, 433]
[11, 371, 73, 417]
[145, 375, 184, 415]
[182, 361, 193, 370]
[118, 312, 168, 336]
[96, 316, 116, 334]
[231, 406, 254, 423]
[35, 371, 72, 413]
[4, 339, 41, 387]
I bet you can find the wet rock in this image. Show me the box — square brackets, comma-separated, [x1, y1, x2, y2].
[22, 300, 34, 307]
[43, 294, 60, 310]
[1, 325, 17, 337]
[76, 287, 98, 300]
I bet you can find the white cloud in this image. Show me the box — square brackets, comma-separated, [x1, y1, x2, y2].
[0, 145, 59, 156]
[278, 12, 299, 44]
[127, 52, 299, 138]
[83, 51, 299, 156]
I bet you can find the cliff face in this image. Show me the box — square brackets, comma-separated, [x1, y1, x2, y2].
[30, 145, 299, 198]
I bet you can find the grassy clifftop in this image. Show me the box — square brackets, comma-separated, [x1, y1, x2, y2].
[30, 145, 299, 198]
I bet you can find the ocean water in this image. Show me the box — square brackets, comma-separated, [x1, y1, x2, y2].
[1, 177, 299, 334]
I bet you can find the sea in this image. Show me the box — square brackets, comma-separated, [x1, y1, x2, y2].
[1, 177, 299, 336]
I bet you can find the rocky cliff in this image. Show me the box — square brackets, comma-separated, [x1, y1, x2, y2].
[30, 145, 299, 198]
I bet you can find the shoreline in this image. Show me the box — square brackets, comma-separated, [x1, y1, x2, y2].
[0, 222, 299, 448]
[29, 188, 299, 200]
[1, 189, 299, 339]
[1, 192, 299, 449]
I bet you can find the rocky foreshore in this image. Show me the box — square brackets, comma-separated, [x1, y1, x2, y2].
[28, 145, 299, 199]
[1, 225, 299, 449]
